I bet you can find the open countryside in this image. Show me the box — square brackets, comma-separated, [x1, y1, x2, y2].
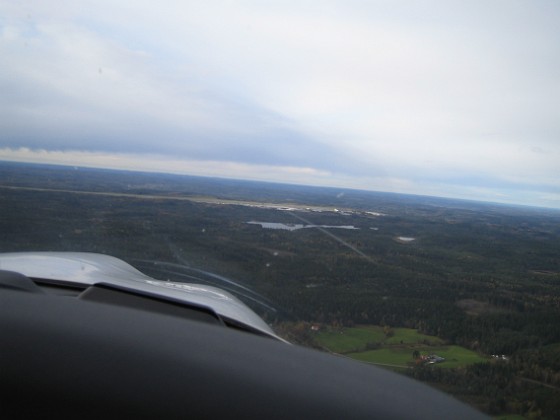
[313, 325, 485, 370]
[2, 162, 560, 418]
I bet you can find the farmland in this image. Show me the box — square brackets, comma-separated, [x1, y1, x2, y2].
[313, 325, 485, 370]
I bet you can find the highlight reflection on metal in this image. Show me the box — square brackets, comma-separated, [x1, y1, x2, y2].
[0, 252, 280, 340]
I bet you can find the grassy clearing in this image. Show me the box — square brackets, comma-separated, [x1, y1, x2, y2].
[349, 345, 486, 369]
[385, 328, 444, 345]
[314, 325, 485, 369]
[315, 325, 443, 353]
[428, 345, 487, 368]
[315, 326, 385, 353]
[350, 348, 413, 367]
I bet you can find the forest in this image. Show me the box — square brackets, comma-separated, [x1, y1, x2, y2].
[1, 161, 560, 418]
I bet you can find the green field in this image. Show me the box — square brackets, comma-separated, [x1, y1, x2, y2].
[314, 325, 485, 369]
[384, 328, 444, 345]
[351, 348, 413, 367]
[315, 326, 386, 353]
[431, 345, 487, 368]
[315, 326, 444, 353]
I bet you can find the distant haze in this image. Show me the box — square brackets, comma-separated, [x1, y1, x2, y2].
[1, 1, 559, 208]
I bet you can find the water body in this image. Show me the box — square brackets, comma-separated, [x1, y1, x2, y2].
[247, 221, 359, 231]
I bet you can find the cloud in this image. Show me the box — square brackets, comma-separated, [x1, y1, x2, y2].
[0, 9, 375, 175]
[1, 1, 559, 207]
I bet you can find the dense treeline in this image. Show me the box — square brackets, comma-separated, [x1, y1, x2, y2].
[274, 287, 560, 354]
[409, 362, 560, 418]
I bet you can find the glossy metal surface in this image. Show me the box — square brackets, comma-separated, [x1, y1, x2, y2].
[0, 252, 280, 340]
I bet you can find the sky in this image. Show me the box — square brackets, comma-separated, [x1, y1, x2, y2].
[1, 1, 559, 208]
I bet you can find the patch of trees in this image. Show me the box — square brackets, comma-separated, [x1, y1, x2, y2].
[408, 362, 560, 418]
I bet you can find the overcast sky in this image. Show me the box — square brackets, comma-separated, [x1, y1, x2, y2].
[1, 1, 559, 208]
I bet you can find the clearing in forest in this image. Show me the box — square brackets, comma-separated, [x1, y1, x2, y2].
[314, 325, 485, 370]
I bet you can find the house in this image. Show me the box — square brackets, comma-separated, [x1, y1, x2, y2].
[419, 354, 446, 364]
